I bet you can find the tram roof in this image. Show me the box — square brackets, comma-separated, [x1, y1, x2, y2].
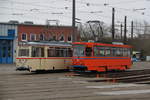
[19, 41, 72, 47]
[73, 42, 132, 48]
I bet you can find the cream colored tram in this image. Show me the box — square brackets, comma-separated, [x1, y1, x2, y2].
[16, 41, 72, 72]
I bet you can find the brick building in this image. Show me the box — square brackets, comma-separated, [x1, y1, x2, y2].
[0, 21, 77, 64]
[18, 24, 75, 43]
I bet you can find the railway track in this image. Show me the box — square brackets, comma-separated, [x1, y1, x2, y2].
[1, 64, 150, 100]
[72, 69, 150, 84]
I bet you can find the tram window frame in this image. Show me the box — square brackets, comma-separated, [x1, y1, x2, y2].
[32, 47, 45, 57]
[18, 49, 29, 57]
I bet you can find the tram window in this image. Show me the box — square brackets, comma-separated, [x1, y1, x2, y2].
[55, 47, 64, 57]
[123, 48, 127, 57]
[105, 48, 111, 56]
[56, 47, 60, 57]
[116, 48, 123, 56]
[60, 48, 64, 57]
[64, 48, 72, 57]
[19, 49, 29, 57]
[32, 47, 44, 57]
[112, 47, 116, 56]
[85, 47, 92, 56]
[94, 46, 105, 56]
[59, 48, 72, 57]
[123, 48, 131, 57]
[67, 48, 72, 57]
[94, 47, 99, 56]
[73, 45, 85, 57]
[47, 48, 55, 57]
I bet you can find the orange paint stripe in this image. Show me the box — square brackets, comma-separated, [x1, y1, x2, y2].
[72, 57, 130, 59]
[16, 57, 72, 59]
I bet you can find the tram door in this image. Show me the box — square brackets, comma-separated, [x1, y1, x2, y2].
[0, 40, 13, 64]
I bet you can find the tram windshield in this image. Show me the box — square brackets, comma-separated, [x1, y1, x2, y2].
[73, 44, 85, 57]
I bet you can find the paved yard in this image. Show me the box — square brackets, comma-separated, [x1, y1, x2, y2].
[0, 62, 150, 100]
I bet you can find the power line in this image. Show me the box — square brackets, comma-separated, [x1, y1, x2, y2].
[0, 0, 149, 26]
[0, 0, 67, 10]
[110, 0, 142, 5]
[0, 1, 146, 16]
[0, 5, 148, 23]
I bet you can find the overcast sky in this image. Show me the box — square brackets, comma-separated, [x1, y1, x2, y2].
[0, 0, 149, 26]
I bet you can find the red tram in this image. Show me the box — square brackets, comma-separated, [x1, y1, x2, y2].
[71, 42, 132, 72]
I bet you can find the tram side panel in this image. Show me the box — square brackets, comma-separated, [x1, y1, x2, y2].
[41, 58, 71, 70]
[82, 57, 132, 71]
[72, 42, 132, 72]
[16, 58, 70, 72]
[16, 46, 42, 72]
[18, 46, 44, 71]
[24, 59, 41, 71]
[40, 46, 72, 71]
[16, 44, 72, 72]
[72, 57, 131, 72]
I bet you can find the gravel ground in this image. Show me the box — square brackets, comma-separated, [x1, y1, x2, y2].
[0, 62, 150, 100]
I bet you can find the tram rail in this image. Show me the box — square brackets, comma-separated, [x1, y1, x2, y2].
[70, 69, 150, 84]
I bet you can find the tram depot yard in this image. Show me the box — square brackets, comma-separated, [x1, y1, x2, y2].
[1, 62, 150, 100]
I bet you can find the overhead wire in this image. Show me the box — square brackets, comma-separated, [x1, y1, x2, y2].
[0, 0, 149, 25]
[0, 0, 67, 10]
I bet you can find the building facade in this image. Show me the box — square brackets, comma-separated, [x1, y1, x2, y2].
[0, 23, 17, 64]
[0, 22, 76, 64]
[18, 24, 74, 43]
